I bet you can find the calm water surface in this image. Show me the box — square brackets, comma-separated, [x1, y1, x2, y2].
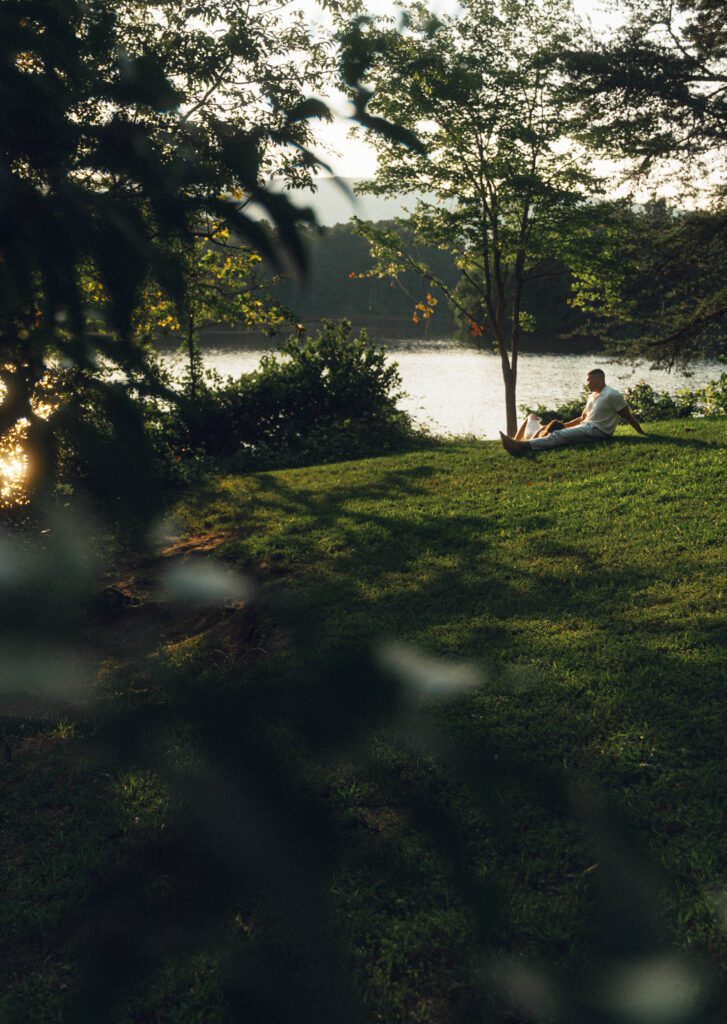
[163, 340, 724, 440]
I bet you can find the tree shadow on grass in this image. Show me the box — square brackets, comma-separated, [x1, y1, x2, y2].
[231, 467, 668, 688]
[142, 456, 727, 1020]
[266, 476, 726, 943]
[523, 434, 719, 457]
[617, 433, 719, 450]
[234, 466, 727, 867]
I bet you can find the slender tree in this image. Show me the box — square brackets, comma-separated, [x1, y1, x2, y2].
[345, 0, 603, 435]
[131, 223, 290, 399]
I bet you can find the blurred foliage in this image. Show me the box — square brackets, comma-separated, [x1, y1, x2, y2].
[0, 0, 318, 513]
[4, 495, 727, 1021]
[0, 0, 418, 513]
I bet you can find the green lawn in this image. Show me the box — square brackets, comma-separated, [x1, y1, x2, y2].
[176, 419, 727, 1014]
[2, 419, 726, 1022]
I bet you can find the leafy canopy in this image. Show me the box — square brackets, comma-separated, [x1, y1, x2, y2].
[562, 0, 727, 361]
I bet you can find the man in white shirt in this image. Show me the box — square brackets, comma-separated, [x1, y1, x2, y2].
[500, 369, 645, 455]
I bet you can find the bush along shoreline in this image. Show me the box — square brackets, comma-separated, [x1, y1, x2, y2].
[154, 319, 432, 478]
[37, 320, 433, 515]
[155, 343, 725, 486]
[523, 372, 727, 425]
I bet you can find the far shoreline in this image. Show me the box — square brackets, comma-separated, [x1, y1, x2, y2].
[153, 319, 605, 356]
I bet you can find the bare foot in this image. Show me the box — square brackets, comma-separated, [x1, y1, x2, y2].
[499, 432, 530, 456]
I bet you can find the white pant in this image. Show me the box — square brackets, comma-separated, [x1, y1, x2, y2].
[529, 423, 610, 449]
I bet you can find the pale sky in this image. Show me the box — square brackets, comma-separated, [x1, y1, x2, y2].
[301, 0, 620, 178]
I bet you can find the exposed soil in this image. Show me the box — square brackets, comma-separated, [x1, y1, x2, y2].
[0, 531, 277, 731]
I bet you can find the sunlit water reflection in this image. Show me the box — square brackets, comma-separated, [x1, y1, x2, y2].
[161, 341, 725, 439]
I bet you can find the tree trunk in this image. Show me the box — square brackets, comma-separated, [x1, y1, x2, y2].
[509, 298, 522, 438]
[497, 339, 518, 437]
[503, 366, 518, 437]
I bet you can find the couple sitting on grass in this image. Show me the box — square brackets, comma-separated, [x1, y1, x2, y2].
[500, 368, 645, 456]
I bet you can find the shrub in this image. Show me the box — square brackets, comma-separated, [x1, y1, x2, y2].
[43, 363, 213, 505]
[520, 391, 587, 424]
[622, 379, 701, 420]
[160, 320, 423, 467]
[702, 371, 727, 415]
[521, 375, 723, 427]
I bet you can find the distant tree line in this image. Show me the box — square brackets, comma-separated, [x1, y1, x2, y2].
[267, 220, 595, 349]
[269, 221, 458, 333]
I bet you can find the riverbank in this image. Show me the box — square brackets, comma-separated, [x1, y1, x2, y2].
[2, 419, 726, 1021]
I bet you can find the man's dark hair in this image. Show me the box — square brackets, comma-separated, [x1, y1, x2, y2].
[588, 368, 606, 378]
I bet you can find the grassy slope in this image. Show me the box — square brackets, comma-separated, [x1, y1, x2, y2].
[174, 419, 727, 1013]
[2, 419, 726, 1022]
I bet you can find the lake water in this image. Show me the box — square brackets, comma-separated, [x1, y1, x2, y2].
[162, 341, 725, 439]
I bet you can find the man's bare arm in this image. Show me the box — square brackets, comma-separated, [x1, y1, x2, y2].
[618, 406, 645, 434]
[564, 412, 585, 428]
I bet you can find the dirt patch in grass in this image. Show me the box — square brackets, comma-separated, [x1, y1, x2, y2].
[84, 528, 278, 672]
